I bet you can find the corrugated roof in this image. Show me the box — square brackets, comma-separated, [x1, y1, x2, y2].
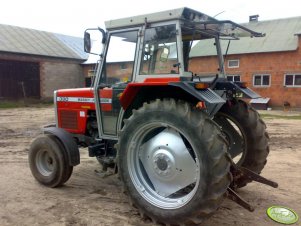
[0, 24, 88, 60]
[190, 16, 301, 57]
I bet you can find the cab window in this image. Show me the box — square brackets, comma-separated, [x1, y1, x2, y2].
[140, 25, 178, 75]
[101, 30, 138, 85]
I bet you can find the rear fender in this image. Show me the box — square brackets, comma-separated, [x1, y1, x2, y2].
[120, 82, 226, 116]
[169, 82, 226, 116]
[43, 127, 80, 166]
[215, 81, 261, 99]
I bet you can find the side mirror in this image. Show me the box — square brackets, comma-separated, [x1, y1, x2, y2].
[160, 47, 170, 62]
[84, 31, 91, 53]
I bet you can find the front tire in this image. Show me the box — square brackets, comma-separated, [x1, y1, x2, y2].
[118, 99, 231, 225]
[29, 134, 73, 187]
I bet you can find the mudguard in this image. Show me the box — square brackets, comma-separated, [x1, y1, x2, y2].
[119, 81, 226, 116]
[169, 82, 226, 116]
[43, 127, 80, 166]
[215, 81, 261, 99]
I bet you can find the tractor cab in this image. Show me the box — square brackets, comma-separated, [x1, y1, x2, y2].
[86, 8, 263, 83]
[81, 7, 264, 139]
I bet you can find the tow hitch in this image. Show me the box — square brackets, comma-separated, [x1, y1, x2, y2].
[226, 154, 278, 211]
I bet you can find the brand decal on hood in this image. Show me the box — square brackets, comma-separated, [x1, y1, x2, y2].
[57, 97, 112, 104]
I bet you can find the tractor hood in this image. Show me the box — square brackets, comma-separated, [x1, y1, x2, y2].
[54, 87, 96, 134]
[56, 87, 94, 100]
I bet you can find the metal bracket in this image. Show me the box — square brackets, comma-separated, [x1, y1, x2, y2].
[227, 187, 254, 212]
[225, 153, 278, 212]
[239, 167, 278, 188]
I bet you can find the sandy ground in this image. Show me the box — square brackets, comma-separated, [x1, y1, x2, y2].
[0, 107, 300, 226]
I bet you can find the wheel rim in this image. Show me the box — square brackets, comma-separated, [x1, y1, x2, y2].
[36, 149, 55, 177]
[127, 122, 200, 209]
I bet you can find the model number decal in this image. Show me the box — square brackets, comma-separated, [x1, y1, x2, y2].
[57, 97, 69, 102]
[57, 97, 94, 103]
[57, 97, 112, 104]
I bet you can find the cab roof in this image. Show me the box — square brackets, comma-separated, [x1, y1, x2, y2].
[104, 7, 217, 30]
[104, 8, 263, 39]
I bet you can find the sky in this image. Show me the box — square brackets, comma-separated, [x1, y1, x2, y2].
[0, 0, 301, 38]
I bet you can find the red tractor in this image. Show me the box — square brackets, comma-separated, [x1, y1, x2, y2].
[28, 8, 277, 225]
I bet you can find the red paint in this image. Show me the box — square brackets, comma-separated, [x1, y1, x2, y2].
[144, 77, 180, 83]
[120, 78, 180, 109]
[119, 85, 141, 110]
[57, 109, 88, 134]
[56, 78, 180, 133]
[56, 88, 95, 134]
[57, 88, 94, 98]
[99, 88, 113, 111]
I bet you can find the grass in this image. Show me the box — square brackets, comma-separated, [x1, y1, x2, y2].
[0, 100, 53, 109]
[260, 113, 301, 120]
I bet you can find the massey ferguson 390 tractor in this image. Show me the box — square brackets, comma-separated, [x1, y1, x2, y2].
[29, 8, 278, 225]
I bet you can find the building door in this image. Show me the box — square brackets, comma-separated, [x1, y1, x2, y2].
[0, 60, 40, 99]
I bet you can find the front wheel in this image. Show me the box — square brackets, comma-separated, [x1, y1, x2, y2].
[118, 99, 231, 225]
[28, 134, 73, 187]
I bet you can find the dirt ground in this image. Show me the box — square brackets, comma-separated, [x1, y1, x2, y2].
[0, 107, 300, 226]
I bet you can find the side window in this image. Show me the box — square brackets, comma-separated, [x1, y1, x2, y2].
[140, 25, 178, 75]
[253, 74, 271, 87]
[227, 75, 241, 82]
[101, 30, 138, 85]
[228, 59, 239, 68]
[284, 74, 301, 87]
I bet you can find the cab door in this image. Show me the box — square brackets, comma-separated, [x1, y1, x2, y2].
[94, 29, 139, 138]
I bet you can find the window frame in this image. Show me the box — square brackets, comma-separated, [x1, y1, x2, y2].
[253, 74, 271, 87]
[284, 74, 301, 87]
[120, 62, 127, 70]
[227, 59, 239, 68]
[139, 24, 179, 75]
[226, 74, 241, 82]
[97, 29, 139, 86]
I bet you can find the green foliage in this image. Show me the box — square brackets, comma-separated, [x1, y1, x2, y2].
[260, 113, 301, 120]
[0, 100, 52, 109]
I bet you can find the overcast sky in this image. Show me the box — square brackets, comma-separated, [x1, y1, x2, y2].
[1, 0, 300, 37]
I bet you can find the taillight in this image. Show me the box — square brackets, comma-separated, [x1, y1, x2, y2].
[194, 82, 209, 90]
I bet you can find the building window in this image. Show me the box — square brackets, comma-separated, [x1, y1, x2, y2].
[87, 70, 95, 77]
[284, 74, 301, 87]
[228, 59, 239, 68]
[253, 74, 271, 87]
[227, 75, 241, 82]
[120, 62, 127, 70]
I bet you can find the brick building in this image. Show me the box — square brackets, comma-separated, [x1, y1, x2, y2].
[0, 24, 87, 99]
[190, 16, 301, 109]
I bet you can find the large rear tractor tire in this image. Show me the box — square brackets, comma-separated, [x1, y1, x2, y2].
[118, 99, 231, 225]
[29, 134, 73, 187]
[214, 100, 269, 188]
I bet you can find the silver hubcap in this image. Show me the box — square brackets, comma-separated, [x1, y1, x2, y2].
[36, 150, 54, 176]
[128, 124, 200, 209]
